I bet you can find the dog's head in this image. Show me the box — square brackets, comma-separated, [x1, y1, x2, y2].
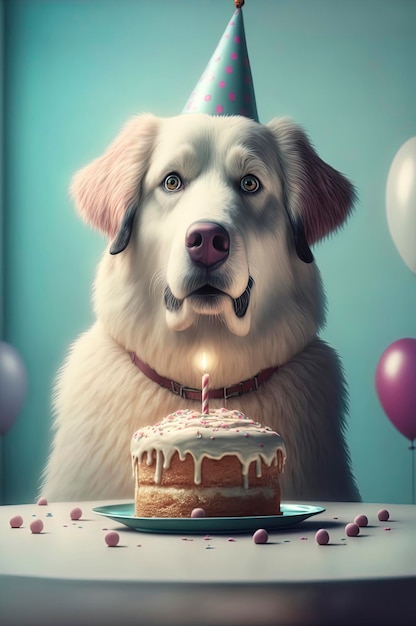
[71, 113, 355, 349]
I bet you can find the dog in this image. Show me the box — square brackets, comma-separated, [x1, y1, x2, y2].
[41, 112, 360, 502]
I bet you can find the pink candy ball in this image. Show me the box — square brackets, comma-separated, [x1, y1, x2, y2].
[9, 515, 24, 529]
[70, 507, 82, 521]
[105, 531, 120, 547]
[30, 519, 44, 534]
[345, 522, 360, 537]
[315, 529, 330, 545]
[191, 508, 206, 518]
[354, 514, 368, 528]
[37, 497, 48, 506]
[378, 509, 390, 522]
[253, 528, 268, 544]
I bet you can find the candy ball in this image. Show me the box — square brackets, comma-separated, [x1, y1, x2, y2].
[345, 522, 360, 537]
[30, 519, 44, 534]
[70, 507, 82, 521]
[253, 528, 268, 544]
[378, 509, 390, 522]
[315, 529, 330, 545]
[191, 507, 206, 518]
[37, 497, 48, 506]
[354, 514, 368, 527]
[9, 515, 23, 528]
[105, 531, 120, 547]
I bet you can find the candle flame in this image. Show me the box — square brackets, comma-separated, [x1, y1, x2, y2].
[202, 352, 207, 372]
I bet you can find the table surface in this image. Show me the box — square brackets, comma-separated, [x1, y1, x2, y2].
[1, 500, 415, 626]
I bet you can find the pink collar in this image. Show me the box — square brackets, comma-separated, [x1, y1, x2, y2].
[130, 352, 278, 401]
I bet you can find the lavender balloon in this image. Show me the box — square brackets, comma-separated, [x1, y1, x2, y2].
[375, 338, 416, 442]
[0, 342, 28, 435]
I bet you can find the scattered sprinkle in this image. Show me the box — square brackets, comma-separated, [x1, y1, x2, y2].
[9, 515, 23, 529]
[354, 514, 368, 527]
[345, 522, 360, 537]
[253, 528, 268, 544]
[70, 507, 82, 521]
[300, 536, 308, 541]
[191, 507, 206, 518]
[30, 519, 44, 534]
[227, 537, 236, 542]
[37, 497, 48, 506]
[205, 545, 214, 549]
[46, 513, 53, 518]
[204, 535, 212, 540]
[104, 531, 120, 547]
[181, 537, 193, 541]
[384, 527, 391, 531]
[315, 529, 330, 545]
[378, 509, 390, 522]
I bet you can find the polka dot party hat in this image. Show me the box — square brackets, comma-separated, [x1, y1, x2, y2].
[182, 0, 259, 122]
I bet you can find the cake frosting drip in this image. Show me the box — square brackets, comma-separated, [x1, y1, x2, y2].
[131, 408, 286, 488]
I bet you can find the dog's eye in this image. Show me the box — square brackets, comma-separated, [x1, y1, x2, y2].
[163, 173, 183, 192]
[240, 175, 260, 193]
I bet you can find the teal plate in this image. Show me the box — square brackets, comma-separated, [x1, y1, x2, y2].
[92, 503, 325, 534]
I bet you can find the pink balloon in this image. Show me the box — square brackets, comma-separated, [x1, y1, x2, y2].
[375, 338, 416, 442]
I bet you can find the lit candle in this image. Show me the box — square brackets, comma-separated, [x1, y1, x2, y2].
[202, 353, 209, 414]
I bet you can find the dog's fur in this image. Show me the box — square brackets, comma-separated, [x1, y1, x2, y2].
[41, 113, 360, 502]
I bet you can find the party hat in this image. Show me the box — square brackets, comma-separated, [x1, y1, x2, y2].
[182, 1, 259, 122]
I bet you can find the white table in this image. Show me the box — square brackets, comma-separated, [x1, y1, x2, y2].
[1, 500, 415, 625]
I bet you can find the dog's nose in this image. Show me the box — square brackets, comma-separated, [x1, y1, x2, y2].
[185, 222, 230, 267]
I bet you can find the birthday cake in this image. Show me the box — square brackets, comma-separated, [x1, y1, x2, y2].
[130, 408, 286, 518]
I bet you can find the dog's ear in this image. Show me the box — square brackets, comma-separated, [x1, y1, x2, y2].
[267, 118, 356, 254]
[70, 113, 160, 249]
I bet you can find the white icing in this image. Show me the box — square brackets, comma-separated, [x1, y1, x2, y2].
[131, 408, 286, 489]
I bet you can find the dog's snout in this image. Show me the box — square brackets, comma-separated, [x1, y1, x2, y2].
[185, 222, 230, 267]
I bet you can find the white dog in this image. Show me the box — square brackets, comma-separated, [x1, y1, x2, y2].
[41, 113, 360, 503]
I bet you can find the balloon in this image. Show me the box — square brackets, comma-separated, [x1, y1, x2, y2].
[375, 338, 416, 442]
[386, 136, 416, 275]
[0, 342, 28, 435]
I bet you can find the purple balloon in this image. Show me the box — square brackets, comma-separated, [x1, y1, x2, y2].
[375, 338, 416, 442]
[0, 342, 28, 435]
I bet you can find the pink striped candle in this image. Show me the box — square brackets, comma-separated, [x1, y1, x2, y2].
[202, 353, 209, 414]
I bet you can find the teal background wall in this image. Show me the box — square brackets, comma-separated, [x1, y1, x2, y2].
[1, 0, 415, 504]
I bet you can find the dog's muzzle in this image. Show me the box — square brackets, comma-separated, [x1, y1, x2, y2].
[163, 219, 253, 319]
[164, 276, 254, 319]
